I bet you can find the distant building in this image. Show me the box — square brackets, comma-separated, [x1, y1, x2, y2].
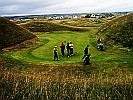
[73, 15, 78, 18]
[67, 15, 78, 19]
[80, 14, 86, 18]
[60, 16, 64, 19]
[85, 13, 114, 18]
[47, 15, 64, 20]
[85, 14, 102, 18]
[48, 17, 53, 20]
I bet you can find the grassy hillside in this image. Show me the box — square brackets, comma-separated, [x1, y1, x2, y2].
[59, 18, 107, 27]
[0, 17, 36, 49]
[0, 29, 133, 100]
[21, 21, 88, 32]
[97, 13, 133, 48]
[0, 18, 133, 100]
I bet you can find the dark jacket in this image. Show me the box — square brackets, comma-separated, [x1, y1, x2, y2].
[84, 47, 88, 54]
[66, 43, 70, 51]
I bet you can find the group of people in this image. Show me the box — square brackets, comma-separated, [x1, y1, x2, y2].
[53, 38, 104, 65]
[53, 41, 74, 61]
[54, 42, 91, 65]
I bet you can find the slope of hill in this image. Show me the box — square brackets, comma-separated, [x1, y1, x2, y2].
[97, 13, 133, 48]
[20, 21, 88, 32]
[0, 17, 36, 49]
[49, 18, 106, 27]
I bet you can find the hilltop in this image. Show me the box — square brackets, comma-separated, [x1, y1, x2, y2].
[20, 21, 88, 32]
[0, 17, 36, 50]
[97, 13, 133, 48]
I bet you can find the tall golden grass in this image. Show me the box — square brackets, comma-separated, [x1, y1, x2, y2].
[0, 66, 132, 100]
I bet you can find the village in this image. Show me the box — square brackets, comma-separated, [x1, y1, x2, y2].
[4, 12, 130, 21]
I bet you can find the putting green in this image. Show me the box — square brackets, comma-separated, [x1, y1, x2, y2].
[8, 31, 94, 64]
[3, 30, 132, 66]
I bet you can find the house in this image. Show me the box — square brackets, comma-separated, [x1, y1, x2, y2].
[67, 15, 78, 19]
[59, 16, 64, 19]
[80, 14, 86, 18]
[47, 15, 64, 20]
[73, 15, 78, 19]
[85, 14, 102, 18]
[85, 13, 114, 18]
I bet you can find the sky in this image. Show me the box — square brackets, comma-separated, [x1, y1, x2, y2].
[0, 0, 133, 16]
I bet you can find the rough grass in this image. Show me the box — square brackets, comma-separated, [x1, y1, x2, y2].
[0, 65, 133, 100]
[0, 18, 133, 100]
[97, 13, 133, 48]
[21, 21, 88, 32]
[50, 18, 106, 27]
[0, 17, 36, 49]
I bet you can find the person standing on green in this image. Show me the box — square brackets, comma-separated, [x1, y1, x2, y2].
[66, 42, 70, 57]
[60, 42, 65, 56]
[69, 42, 74, 56]
[82, 45, 89, 60]
[84, 54, 91, 65]
[53, 46, 59, 61]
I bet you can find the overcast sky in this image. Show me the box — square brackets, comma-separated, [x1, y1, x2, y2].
[0, 0, 133, 16]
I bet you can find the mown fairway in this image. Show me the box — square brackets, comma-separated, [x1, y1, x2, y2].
[10, 31, 93, 64]
[2, 27, 133, 67]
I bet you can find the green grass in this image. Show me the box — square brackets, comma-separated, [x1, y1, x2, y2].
[0, 18, 133, 100]
[1, 28, 133, 67]
[97, 13, 133, 48]
[2, 31, 89, 64]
